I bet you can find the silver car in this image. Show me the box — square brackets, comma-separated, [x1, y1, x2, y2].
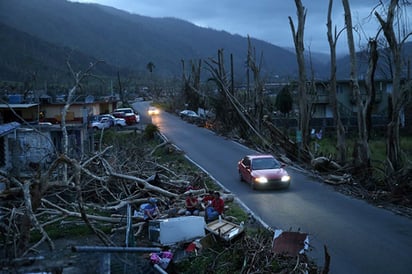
[100, 114, 126, 127]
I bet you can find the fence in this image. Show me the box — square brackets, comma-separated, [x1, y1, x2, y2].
[69, 205, 162, 274]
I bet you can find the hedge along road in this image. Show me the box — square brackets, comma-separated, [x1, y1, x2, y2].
[134, 101, 412, 274]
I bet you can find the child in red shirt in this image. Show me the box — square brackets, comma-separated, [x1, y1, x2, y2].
[185, 192, 200, 215]
[206, 192, 224, 221]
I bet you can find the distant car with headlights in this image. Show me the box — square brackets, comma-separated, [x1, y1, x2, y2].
[238, 154, 291, 190]
[148, 106, 160, 116]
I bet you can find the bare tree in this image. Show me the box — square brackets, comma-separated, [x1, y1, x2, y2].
[181, 59, 203, 110]
[375, 0, 412, 173]
[117, 71, 127, 106]
[364, 39, 379, 141]
[205, 49, 270, 147]
[342, 0, 371, 172]
[289, 0, 310, 148]
[327, 0, 347, 163]
[246, 36, 265, 131]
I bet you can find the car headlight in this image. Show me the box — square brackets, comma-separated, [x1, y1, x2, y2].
[255, 176, 268, 183]
[281, 175, 291, 182]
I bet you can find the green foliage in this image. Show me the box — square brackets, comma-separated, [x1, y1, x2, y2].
[225, 203, 249, 222]
[31, 219, 94, 242]
[143, 123, 159, 139]
[275, 85, 293, 115]
[146, 62, 155, 73]
[310, 135, 412, 168]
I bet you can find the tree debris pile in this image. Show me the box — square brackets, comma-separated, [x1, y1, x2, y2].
[263, 118, 313, 164]
[331, 166, 412, 218]
[0, 132, 223, 270]
[0, 129, 323, 273]
[176, 230, 319, 273]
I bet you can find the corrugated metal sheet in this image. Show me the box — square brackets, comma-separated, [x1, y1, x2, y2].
[0, 103, 38, 109]
[272, 230, 309, 256]
[0, 122, 20, 137]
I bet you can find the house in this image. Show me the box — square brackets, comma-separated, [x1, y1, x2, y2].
[298, 79, 391, 130]
[311, 79, 388, 120]
[0, 94, 119, 125]
[0, 121, 90, 177]
[0, 122, 20, 173]
[0, 93, 120, 176]
[0, 103, 40, 124]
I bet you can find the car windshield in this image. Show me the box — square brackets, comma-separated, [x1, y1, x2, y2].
[251, 157, 280, 170]
[116, 109, 133, 114]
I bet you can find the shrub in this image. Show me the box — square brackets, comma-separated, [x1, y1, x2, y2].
[143, 123, 159, 139]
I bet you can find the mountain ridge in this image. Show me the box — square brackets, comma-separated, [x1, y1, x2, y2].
[0, 0, 409, 86]
[0, 0, 327, 83]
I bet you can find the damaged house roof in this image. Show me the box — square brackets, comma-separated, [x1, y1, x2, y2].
[0, 122, 20, 137]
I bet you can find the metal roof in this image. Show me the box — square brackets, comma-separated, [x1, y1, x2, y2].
[0, 104, 39, 109]
[0, 122, 20, 136]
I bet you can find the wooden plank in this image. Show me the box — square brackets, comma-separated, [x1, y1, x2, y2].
[213, 225, 235, 235]
[206, 220, 244, 240]
[208, 222, 234, 231]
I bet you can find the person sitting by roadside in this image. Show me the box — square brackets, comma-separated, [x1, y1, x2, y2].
[134, 197, 161, 220]
[205, 192, 225, 221]
[201, 190, 215, 210]
[185, 192, 200, 216]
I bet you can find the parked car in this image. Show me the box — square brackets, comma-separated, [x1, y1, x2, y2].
[99, 114, 126, 128]
[179, 110, 199, 119]
[238, 154, 291, 190]
[179, 109, 205, 126]
[90, 116, 112, 130]
[113, 108, 140, 125]
[148, 106, 160, 116]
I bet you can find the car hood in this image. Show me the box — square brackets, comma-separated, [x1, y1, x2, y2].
[251, 169, 288, 179]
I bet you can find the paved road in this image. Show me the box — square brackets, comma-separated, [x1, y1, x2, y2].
[134, 101, 412, 274]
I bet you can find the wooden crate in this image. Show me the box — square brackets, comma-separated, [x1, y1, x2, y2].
[205, 219, 244, 241]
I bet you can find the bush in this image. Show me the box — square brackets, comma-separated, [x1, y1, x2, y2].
[143, 123, 159, 139]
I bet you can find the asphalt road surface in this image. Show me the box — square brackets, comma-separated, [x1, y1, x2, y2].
[134, 101, 412, 274]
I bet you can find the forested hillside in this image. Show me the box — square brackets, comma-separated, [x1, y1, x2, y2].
[0, 0, 328, 84]
[0, 22, 131, 88]
[0, 0, 408, 87]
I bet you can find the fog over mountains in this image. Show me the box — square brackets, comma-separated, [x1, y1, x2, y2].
[0, 0, 409, 85]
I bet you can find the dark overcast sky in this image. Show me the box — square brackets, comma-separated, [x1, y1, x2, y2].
[71, 0, 410, 54]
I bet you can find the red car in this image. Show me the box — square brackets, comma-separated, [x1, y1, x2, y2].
[238, 154, 291, 190]
[112, 108, 139, 125]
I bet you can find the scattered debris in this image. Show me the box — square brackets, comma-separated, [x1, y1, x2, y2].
[148, 216, 206, 246]
[311, 156, 342, 172]
[272, 229, 309, 256]
[205, 218, 245, 241]
[324, 173, 353, 185]
[149, 250, 173, 270]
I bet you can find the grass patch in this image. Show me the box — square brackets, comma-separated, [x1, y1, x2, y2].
[310, 135, 411, 164]
[224, 202, 249, 223]
[31, 219, 95, 242]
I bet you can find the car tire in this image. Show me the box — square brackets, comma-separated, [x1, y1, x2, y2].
[239, 171, 244, 182]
